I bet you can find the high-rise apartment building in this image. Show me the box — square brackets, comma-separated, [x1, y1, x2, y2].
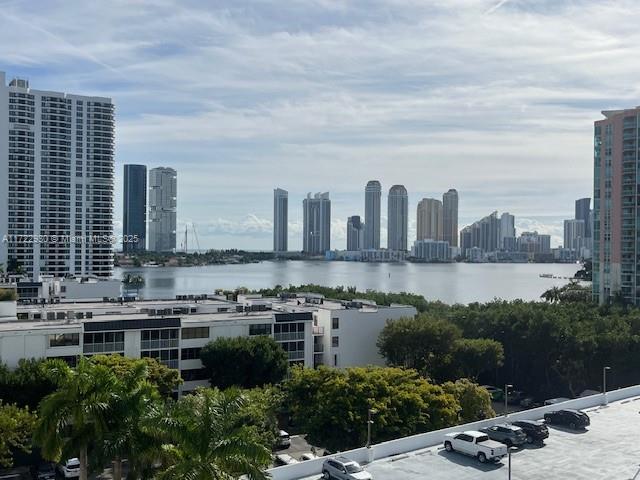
[273, 188, 288, 252]
[459, 211, 500, 257]
[346, 215, 364, 251]
[364, 180, 381, 249]
[416, 198, 443, 241]
[593, 107, 640, 304]
[564, 219, 585, 251]
[387, 185, 408, 251]
[575, 197, 591, 238]
[148, 167, 177, 252]
[442, 189, 459, 247]
[499, 213, 516, 250]
[123, 165, 147, 253]
[0, 72, 114, 279]
[517, 231, 551, 254]
[303, 192, 331, 255]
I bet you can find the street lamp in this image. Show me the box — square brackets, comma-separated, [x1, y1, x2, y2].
[603, 366, 611, 405]
[366, 408, 378, 448]
[504, 384, 513, 416]
[507, 446, 516, 480]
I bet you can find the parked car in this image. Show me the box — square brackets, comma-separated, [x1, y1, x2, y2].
[511, 420, 549, 444]
[479, 423, 527, 447]
[276, 430, 291, 448]
[300, 452, 319, 461]
[57, 458, 80, 478]
[481, 385, 504, 401]
[519, 396, 537, 408]
[33, 463, 56, 480]
[544, 409, 590, 430]
[506, 390, 525, 405]
[443, 431, 508, 463]
[322, 456, 372, 480]
[274, 454, 299, 466]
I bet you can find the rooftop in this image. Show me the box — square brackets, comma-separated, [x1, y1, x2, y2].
[278, 387, 640, 480]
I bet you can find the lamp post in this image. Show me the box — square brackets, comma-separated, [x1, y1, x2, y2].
[603, 366, 611, 405]
[366, 408, 377, 448]
[508, 447, 515, 480]
[504, 384, 513, 416]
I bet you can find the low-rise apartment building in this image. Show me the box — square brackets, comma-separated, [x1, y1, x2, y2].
[0, 292, 416, 392]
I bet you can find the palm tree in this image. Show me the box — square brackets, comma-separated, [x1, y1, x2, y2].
[100, 360, 161, 480]
[151, 388, 271, 480]
[540, 286, 562, 303]
[34, 358, 119, 480]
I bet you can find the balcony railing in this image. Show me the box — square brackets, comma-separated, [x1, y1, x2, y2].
[83, 342, 124, 354]
[275, 332, 304, 342]
[141, 339, 179, 350]
[312, 326, 325, 335]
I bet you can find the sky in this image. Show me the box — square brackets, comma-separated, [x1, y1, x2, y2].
[1, 0, 639, 250]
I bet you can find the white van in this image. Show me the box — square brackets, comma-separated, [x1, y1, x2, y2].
[276, 430, 291, 448]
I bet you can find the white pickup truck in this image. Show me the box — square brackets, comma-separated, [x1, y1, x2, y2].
[443, 431, 508, 463]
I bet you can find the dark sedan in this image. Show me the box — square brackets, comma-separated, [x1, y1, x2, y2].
[479, 423, 527, 447]
[544, 409, 590, 430]
[511, 420, 549, 444]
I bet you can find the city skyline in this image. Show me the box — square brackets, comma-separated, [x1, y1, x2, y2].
[0, 1, 631, 250]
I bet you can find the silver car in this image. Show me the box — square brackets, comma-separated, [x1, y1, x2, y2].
[322, 456, 372, 480]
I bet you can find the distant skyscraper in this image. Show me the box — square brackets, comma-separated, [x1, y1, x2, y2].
[273, 188, 288, 252]
[416, 198, 443, 241]
[575, 198, 591, 238]
[0, 72, 114, 279]
[564, 219, 585, 251]
[593, 108, 640, 304]
[303, 192, 331, 255]
[148, 167, 177, 252]
[364, 180, 381, 249]
[517, 231, 551, 254]
[387, 185, 408, 251]
[460, 211, 500, 257]
[442, 189, 459, 247]
[123, 165, 147, 253]
[346, 215, 364, 251]
[499, 213, 515, 250]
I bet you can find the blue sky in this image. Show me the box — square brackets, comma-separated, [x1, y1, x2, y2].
[2, 0, 639, 250]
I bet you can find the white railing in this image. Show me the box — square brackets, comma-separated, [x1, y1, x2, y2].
[267, 384, 640, 480]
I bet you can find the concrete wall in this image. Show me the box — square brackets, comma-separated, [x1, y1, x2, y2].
[267, 384, 640, 480]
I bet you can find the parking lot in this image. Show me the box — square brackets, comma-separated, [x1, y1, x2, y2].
[299, 396, 640, 479]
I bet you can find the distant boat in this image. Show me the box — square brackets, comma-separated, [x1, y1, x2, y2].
[539, 273, 553, 278]
[142, 262, 160, 268]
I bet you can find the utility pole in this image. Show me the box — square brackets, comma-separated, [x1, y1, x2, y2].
[504, 384, 513, 416]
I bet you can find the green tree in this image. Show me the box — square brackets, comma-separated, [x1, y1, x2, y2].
[91, 355, 182, 397]
[376, 315, 461, 379]
[0, 401, 36, 467]
[200, 336, 288, 389]
[98, 359, 160, 480]
[235, 387, 283, 449]
[284, 366, 459, 451]
[34, 358, 119, 480]
[0, 358, 66, 409]
[442, 379, 495, 423]
[150, 388, 271, 480]
[450, 338, 504, 380]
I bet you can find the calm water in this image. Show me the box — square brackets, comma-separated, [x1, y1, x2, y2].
[115, 261, 582, 304]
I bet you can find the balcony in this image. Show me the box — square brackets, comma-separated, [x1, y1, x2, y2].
[312, 326, 325, 335]
[314, 343, 324, 353]
[141, 339, 178, 350]
[275, 332, 304, 342]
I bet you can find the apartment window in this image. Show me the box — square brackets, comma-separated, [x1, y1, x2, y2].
[181, 347, 202, 360]
[48, 333, 80, 347]
[249, 324, 272, 336]
[181, 368, 208, 382]
[332, 317, 339, 329]
[332, 336, 339, 348]
[181, 327, 210, 340]
[83, 331, 124, 354]
[334, 354, 338, 367]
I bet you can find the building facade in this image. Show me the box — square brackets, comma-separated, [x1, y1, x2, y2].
[460, 211, 500, 257]
[148, 167, 177, 252]
[575, 197, 591, 238]
[303, 192, 331, 255]
[387, 185, 408, 251]
[593, 108, 640, 305]
[273, 188, 288, 252]
[123, 165, 147, 253]
[346, 215, 364, 251]
[416, 198, 443, 241]
[442, 189, 459, 247]
[499, 213, 516, 250]
[564, 219, 586, 251]
[0, 72, 115, 280]
[364, 180, 381, 250]
[0, 293, 415, 391]
[412, 239, 451, 262]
